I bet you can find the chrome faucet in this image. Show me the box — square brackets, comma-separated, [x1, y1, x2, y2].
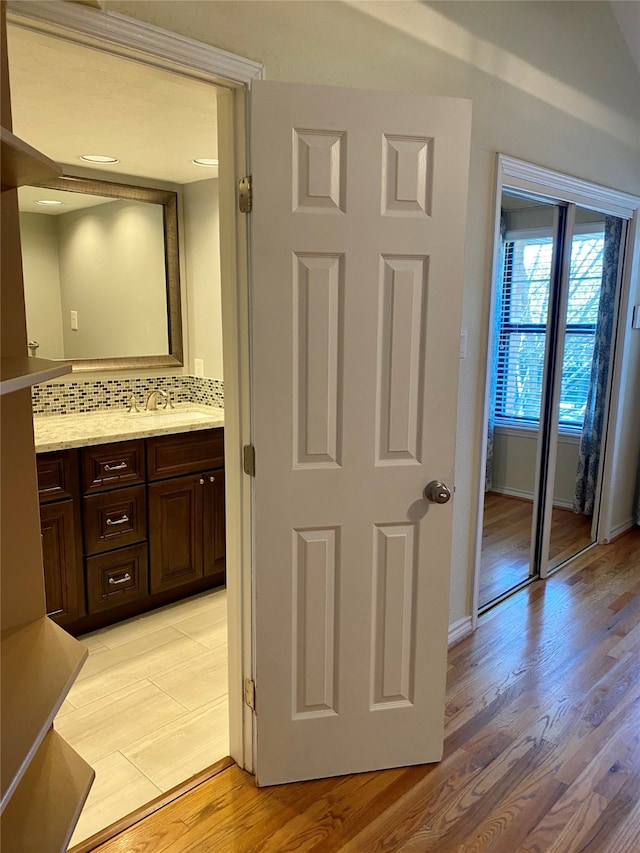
[145, 389, 174, 411]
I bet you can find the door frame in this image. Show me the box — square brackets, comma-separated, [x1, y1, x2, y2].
[7, 0, 263, 773]
[472, 154, 640, 624]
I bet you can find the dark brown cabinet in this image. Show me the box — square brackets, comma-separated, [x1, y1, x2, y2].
[36, 427, 225, 634]
[39, 500, 82, 626]
[147, 431, 226, 595]
[36, 449, 84, 627]
[204, 468, 226, 580]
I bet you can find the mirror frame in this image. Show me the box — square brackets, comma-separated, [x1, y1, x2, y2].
[28, 174, 183, 372]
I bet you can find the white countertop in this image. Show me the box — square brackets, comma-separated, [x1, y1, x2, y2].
[33, 404, 225, 453]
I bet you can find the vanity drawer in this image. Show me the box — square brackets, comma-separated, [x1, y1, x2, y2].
[84, 485, 147, 556]
[37, 450, 79, 503]
[82, 440, 145, 494]
[86, 543, 148, 613]
[147, 428, 224, 481]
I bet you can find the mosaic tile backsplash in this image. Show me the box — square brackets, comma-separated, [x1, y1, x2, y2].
[32, 376, 224, 416]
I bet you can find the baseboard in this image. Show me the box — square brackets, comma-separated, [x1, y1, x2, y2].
[609, 518, 635, 542]
[448, 616, 473, 648]
[490, 485, 573, 509]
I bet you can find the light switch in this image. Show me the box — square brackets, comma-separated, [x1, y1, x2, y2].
[460, 329, 468, 358]
[633, 306, 640, 330]
[194, 358, 204, 377]
[70, 310, 78, 330]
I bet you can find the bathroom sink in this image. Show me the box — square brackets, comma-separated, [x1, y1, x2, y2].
[131, 410, 213, 423]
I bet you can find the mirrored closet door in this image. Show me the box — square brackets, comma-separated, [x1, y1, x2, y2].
[479, 186, 626, 612]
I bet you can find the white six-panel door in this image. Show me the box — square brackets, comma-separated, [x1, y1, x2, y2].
[250, 81, 471, 785]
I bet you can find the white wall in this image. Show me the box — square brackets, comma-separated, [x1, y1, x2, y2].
[20, 212, 64, 359]
[611, 272, 640, 533]
[106, 0, 640, 623]
[182, 178, 223, 379]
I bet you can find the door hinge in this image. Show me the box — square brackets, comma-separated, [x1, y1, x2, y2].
[238, 175, 252, 213]
[244, 678, 256, 711]
[243, 444, 256, 477]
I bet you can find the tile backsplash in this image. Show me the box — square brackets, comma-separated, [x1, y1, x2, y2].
[32, 376, 224, 416]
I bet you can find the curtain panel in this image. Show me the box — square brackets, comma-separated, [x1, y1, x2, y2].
[573, 216, 623, 516]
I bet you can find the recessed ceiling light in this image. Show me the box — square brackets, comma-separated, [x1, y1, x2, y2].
[35, 199, 64, 206]
[80, 154, 119, 164]
[192, 158, 219, 167]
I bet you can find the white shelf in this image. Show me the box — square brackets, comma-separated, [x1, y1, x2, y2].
[0, 357, 71, 396]
[1, 729, 94, 853]
[1, 126, 61, 190]
[1, 616, 88, 811]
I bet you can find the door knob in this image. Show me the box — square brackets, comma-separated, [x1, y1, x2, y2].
[424, 480, 451, 504]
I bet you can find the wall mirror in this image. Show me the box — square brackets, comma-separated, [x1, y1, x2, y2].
[18, 175, 183, 372]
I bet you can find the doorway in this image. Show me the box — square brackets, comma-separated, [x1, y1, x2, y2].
[6, 3, 258, 846]
[476, 156, 635, 614]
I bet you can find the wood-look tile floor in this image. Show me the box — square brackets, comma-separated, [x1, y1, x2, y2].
[55, 588, 229, 847]
[94, 530, 640, 853]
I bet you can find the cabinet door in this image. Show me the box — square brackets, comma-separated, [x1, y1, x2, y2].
[39, 500, 81, 625]
[203, 468, 226, 584]
[37, 449, 79, 504]
[148, 474, 204, 593]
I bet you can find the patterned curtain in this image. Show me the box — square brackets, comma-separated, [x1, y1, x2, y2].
[485, 213, 507, 492]
[573, 216, 623, 516]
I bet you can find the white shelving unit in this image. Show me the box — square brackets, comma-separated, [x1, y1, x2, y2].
[1, 617, 88, 809]
[0, 125, 61, 190]
[1, 6, 94, 850]
[1, 356, 71, 396]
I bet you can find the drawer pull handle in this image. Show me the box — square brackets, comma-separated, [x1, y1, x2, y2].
[209, 476, 215, 483]
[109, 573, 132, 585]
[106, 515, 129, 526]
[104, 462, 128, 472]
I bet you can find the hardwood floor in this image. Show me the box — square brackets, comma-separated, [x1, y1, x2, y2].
[91, 529, 640, 853]
[480, 492, 593, 607]
[57, 588, 229, 847]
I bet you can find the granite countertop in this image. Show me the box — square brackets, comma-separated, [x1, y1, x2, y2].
[33, 403, 225, 453]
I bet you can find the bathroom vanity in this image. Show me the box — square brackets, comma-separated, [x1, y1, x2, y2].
[34, 407, 225, 636]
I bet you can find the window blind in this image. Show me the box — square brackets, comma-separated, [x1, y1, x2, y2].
[495, 232, 604, 430]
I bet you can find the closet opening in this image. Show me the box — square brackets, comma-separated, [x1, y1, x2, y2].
[475, 156, 636, 617]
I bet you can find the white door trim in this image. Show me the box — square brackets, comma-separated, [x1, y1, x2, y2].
[7, 0, 263, 773]
[472, 153, 640, 622]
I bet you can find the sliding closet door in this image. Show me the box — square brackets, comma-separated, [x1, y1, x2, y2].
[479, 192, 556, 607]
[547, 211, 625, 571]
[480, 194, 626, 609]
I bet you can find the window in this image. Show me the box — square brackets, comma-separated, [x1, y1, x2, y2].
[495, 230, 604, 430]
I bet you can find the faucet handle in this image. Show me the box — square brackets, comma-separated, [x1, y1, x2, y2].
[165, 390, 174, 409]
[126, 394, 140, 413]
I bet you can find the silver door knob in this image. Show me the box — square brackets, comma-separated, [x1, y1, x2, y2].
[424, 480, 451, 504]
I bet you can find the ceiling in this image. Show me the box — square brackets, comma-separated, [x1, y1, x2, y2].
[6, 24, 219, 185]
[610, 1, 640, 76]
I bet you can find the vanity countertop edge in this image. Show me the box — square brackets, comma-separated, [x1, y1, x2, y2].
[33, 404, 225, 453]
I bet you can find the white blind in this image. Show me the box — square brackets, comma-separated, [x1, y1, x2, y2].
[495, 232, 604, 429]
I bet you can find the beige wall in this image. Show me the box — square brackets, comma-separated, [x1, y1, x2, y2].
[105, 0, 640, 623]
[183, 178, 223, 379]
[56, 199, 168, 359]
[20, 212, 65, 359]
[492, 428, 581, 507]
